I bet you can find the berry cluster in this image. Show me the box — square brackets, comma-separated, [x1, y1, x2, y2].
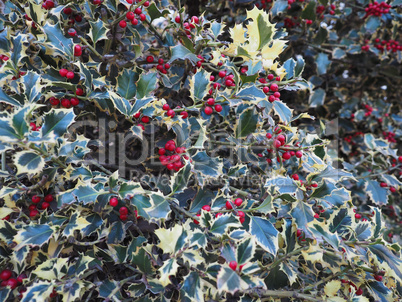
[145, 56, 171, 74]
[161, 103, 188, 119]
[29, 194, 55, 218]
[383, 131, 396, 143]
[158, 141, 188, 171]
[343, 132, 364, 144]
[262, 130, 303, 163]
[175, 15, 200, 39]
[225, 198, 246, 223]
[0, 269, 27, 296]
[122, 2, 150, 27]
[109, 197, 132, 221]
[255, 0, 273, 11]
[373, 38, 401, 53]
[228, 260, 245, 272]
[59, 68, 75, 80]
[316, 4, 336, 16]
[41, 0, 55, 10]
[133, 112, 150, 130]
[29, 122, 40, 131]
[364, 1, 391, 18]
[0, 54, 9, 63]
[204, 98, 223, 115]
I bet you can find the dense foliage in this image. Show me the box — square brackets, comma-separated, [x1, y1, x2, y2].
[0, 0, 401, 301]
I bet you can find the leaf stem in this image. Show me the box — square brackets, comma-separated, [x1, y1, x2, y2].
[78, 36, 102, 58]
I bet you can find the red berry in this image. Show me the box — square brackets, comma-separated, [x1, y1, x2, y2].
[146, 55, 154, 63]
[398, 156, 402, 163]
[204, 106, 213, 115]
[143, 1, 150, 7]
[225, 200, 233, 210]
[175, 15, 181, 23]
[380, 182, 388, 188]
[0, 270, 12, 281]
[282, 152, 291, 160]
[162, 104, 170, 111]
[292, 174, 299, 181]
[166, 163, 174, 170]
[207, 98, 215, 106]
[191, 16, 199, 24]
[229, 261, 237, 271]
[273, 139, 281, 149]
[374, 275, 383, 282]
[167, 109, 175, 117]
[44, 194, 54, 203]
[109, 197, 118, 207]
[41, 202, 50, 210]
[277, 134, 285, 144]
[119, 207, 128, 215]
[201, 205, 211, 211]
[215, 104, 223, 112]
[32, 195, 41, 204]
[295, 151, 303, 158]
[66, 71, 75, 80]
[263, 86, 270, 93]
[270, 83, 278, 92]
[6, 278, 18, 289]
[266, 133, 272, 139]
[134, 112, 141, 118]
[74, 45, 82, 56]
[29, 204, 36, 211]
[131, 18, 138, 26]
[119, 20, 127, 28]
[234, 198, 243, 207]
[61, 98, 71, 108]
[158, 148, 166, 156]
[63, 7, 73, 14]
[267, 74, 274, 80]
[311, 183, 318, 188]
[355, 213, 362, 219]
[139, 14, 146, 22]
[215, 213, 223, 218]
[218, 70, 226, 78]
[180, 111, 188, 119]
[314, 213, 319, 219]
[30, 122, 37, 131]
[67, 28, 77, 37]
[29, 209, 39, 218]
[141, 116, 150, 123]
[134, 7, 142, 15]
[126, 11, 135, 20]
[120, 214, 127, 221]
[16, 274, 26, 284]
[238, 211, 246, 223]
[164, 63, 170, 70]
[70, 97, 79, 106]
[296, 229, 302, 237]
[356, 288, 363, 295]
[59, 69, 68, 77]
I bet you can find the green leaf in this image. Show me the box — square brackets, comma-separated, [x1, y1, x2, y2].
[132, 195, 152, 220]
[21, 71, 42, 103]
[301, 1, 317, 21]
[191, 151, 223, 184]
[11, 34, 26, 69]
[109, 92, 133, 116]
[265, 176, 299, 195]
[273, 100, 293, 124]
[309, 166, 354, 184]
[0, 118, 21, 141]
[147, 194, 171, 221]
[249, 216, 278, 255]
[131, 97, 154, 115]
[294, 55, 305, 78]
[217, 267, 248, 294]
[329, 208, 351, 234]
[313, 27, 328, 45]
[98, 280, 123, 299]
[271, 1, 288, 17]
[354, 221, 372, 241]
[368, 245, 402, 282]
[12, 106, 30, 137]
[171, 164, 191, 194]
[236, 238, 255, 264]
[21, 282, 53, 302]
[147, 3, 170, 21]
[310, 222, 339, 249]
[0, 88, 22, 107]
[14, 224, 53, 251]
[291, 201, 315, 235]
[136, 72, 157, 99]
[72, 185, 102, 204]
[41, 109, 75, 139]
[89, 19, 108, 43]
[181, 272, 203, 301]
[235, 109, 258, 138]
[283, 58, 296, 80]
[117, 69, 139, 99]
[169, 45, 198, 65]
[209, 214, 240, 236]
[0, 288, 11, 302]
[42, 22, 73, 58]
[189, 69, 210, 101]
[256, 14, 273, 49]
[316, 53, 331, 75]
[309, 88, 326, 107]
[189, 188, 216, 213]
[333, 48, 346, 59]
[132, 248, 154, 274]
[365, 180, 388, 206]
[14, 151, 45, 175]
[365, 16, 381, 34]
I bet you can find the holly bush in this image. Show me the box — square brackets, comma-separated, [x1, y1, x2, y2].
[0, 0, 401, 301]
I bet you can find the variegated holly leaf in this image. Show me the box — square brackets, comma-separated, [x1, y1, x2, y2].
[189, 69, 210, 102]
[136, 72, 157, 99]
[235, 108, 258, 138]
[89, 19, 108, 43]
[209, 214, 240, 236]
[159, 258, 179, 286]
[217, 266, 248, 294]
[117, 69, 139, 100]
[155, 224, 185, 255]
[41, 109, 75, 139]
[181, 271, 204, 301]
[365, 180, 388, 206]
[14, 224, 53, 251]
[42, 22, 74, 58]
[21, 281, 54, 302]
[32, 258, 69, 280]
[249, 216, 278, 255]
[14, 151, 45, 176]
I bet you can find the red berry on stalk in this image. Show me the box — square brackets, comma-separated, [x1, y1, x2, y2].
[125, 11, 135, 20]
[273, 139, 281, 149]
[191, 16, 199, 24]
[119, 207, 128, 215]
[6, 278, 18, 289]
[390, 187, 396, 193]
[131, 18, 138, 25]
[234, 198, 243, 207]
[143, 1, 150, 7]
[0, 270, 12, 281]
[162, 104, 170, 110]
[218, 70, 226, 78]
[314, 213, 319, 219]
[229, 261, 237, 271]
[374, 275, 383, 282]
[380, 182, 387, 188]
[70, 97, 79, 106]
[17, 274, 26, 284]
[29, 209, 39, 218]
[141, 116, 150, 123]
[263, 86, 270, 93]
[134, 7, 142, 15]
[225, 200, 233, 210]
[175, 15, 181, 23]
[67, 28, 77, 37]
[109, 197, 118, 207]
[44, 194, 54, 203]
[194, 213, 201, 224]
[204, 106, 213, 115]
[292, 174, 299, 181]
[267, 74, 274, 80]
[119, 20, 127, 28]
[63, 7, 73, 14]
[296, 229, 302, 237]
[270, 83, 278, 92]
[215, 104, 223, 112]
[207, 98, 215, 106]
[42, 202, 50, 210]
[355, 213, 362, 219]
[66, 71, 75, 80]
[237, 211, 245, 223]
[139, 14, 146, 22]
[356, 288, 363, 296]
[277, 134, 285, 144]
[282, 152, 291, 160]
[146, 56, 154, 63]
[59, 68, 68, 77]
[120, 214, 127, 221]
[61, 98, 71, 108]
[295, 151, 303, 158]
[32, 195, 41, 204]
[164, 63, 170, 70]
[158, 148, 166, 156]
[266, 133, 272, 139]
[201, 205, 211, 211]
[398, 156, 402, 163]
[180, 111, 188, 119]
